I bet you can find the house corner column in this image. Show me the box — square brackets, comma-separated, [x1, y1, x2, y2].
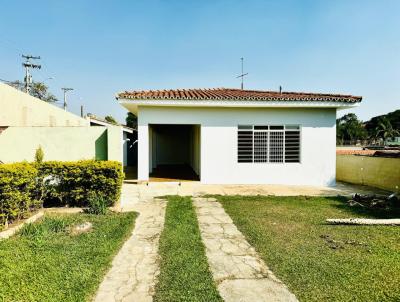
[138, 123, 149, 181]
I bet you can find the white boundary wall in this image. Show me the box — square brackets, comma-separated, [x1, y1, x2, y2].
[137, 106, 336, 186]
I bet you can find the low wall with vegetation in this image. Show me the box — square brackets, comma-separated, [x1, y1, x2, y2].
[0, 160, 124, 229]
[337, 155, 400, 193]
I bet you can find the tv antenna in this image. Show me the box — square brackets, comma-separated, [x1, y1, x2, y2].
[236, 57, 248, 90]
[61, 87, 74, 111]
[22, 54, 41, 93]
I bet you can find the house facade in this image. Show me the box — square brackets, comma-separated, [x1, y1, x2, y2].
[118, 88, 361, 186]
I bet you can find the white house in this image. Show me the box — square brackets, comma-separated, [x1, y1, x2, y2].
[117, 88, 361, 186]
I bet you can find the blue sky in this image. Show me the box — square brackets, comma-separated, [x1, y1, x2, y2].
[1, 0, 399, 123]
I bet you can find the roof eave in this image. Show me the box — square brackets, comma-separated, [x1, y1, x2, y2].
[118, 98, 360, 110]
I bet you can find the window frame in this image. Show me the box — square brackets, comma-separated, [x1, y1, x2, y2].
[237, 124, 301, 164]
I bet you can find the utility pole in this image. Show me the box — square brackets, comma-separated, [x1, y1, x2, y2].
[22, 55, 41, 93]
[236, 57, 248, 90]
[61, 87, 74, 111]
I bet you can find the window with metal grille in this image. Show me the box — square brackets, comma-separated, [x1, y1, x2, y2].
[237, 126, 253, 163]
[237, 125, 300, 163]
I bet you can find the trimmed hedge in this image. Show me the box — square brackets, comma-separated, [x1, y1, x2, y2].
[38, 161, 124, 207]
[0, 163, 39, 227]
[0, 160, 124, 229]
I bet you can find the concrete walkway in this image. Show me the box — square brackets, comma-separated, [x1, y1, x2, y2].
[193, 197, 298, 302]
[122, 181, 388, 204]
[94, 198, 166, 302]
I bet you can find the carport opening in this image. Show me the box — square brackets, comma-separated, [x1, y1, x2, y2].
[149, 124, 200, 181]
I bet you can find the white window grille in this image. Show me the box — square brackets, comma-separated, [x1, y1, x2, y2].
[237, 125, 300, 163]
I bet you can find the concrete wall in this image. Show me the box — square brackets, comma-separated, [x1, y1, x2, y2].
[106, 125, 123, 163]
[137, 106, 336, 186]
[0, 127, 106, 162]
[0, 126, 123, 163]
[0, 83, 88, 127]
[337, 155, 400, 192]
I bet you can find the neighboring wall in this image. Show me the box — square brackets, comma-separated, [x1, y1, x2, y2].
[0, 84, 123, 164]
[106, 125, 123, 163]
[0, 126, 122, 163]
[0, 83, 88, 127]
[337, 155, 400, 193]
[138, 106, 336, 186]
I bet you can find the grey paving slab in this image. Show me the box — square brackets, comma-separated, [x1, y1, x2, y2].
[94, 198, 166, 302]
[193, 197, 298, 302]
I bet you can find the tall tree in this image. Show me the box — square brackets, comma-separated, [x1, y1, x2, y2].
[126, 112, 137, 129]
[336, 113, 367, 145]
[8, 80, 57, 102]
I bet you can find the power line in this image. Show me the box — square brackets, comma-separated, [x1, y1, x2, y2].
[61, 87, 74, 111]
[22, 54, 41, 93]
[0, 78, 13, 83]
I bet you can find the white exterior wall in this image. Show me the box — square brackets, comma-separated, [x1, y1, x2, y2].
[123, 131, 128, 166]
[137, 106, 336, 186]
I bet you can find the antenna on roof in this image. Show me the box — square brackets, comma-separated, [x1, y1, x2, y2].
[236, 57, 248, 90]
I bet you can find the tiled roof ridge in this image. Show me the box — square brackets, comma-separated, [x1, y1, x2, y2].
[117, 87, 362, 103]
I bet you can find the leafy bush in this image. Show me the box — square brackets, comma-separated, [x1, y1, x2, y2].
[38, 160, 124, 207]
[85, 192, 108, 215]
[0, 163, 39, 228]
[0, 160, 124, 229]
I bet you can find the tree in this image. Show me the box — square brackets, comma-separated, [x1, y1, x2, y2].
[336, 113, 367, 145]
[30, 82, 58, 102]
[372, 117, 400, 142]
[8, 80, 57, 102]
[126, 112, 137, 129]
[104, 115, 118, 125]
[365, 109, 400, 137]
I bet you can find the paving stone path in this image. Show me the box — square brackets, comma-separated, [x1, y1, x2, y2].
[94, 198, 166, 302]
[193, 197, 298, 302]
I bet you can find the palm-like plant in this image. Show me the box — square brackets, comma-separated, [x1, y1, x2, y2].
[373, 117, 400, 144]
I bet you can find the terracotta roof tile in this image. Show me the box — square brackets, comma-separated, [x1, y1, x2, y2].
[117, 88, 362, 103]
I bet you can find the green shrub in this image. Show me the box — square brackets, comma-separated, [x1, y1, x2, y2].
[0, 163, 39, 228]
[85, 192, 108, 215]
[0, 160, 124, 229]
[34, 146, 44, 163]
[38, 160, 124, 207]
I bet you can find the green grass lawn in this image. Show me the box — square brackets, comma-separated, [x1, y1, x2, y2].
[0, 211, 137, 302]
[218, 195, 400, 302]
[154, 196, 222, 302]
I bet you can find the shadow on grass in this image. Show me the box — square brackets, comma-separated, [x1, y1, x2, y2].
[331, 196, 400, 219]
